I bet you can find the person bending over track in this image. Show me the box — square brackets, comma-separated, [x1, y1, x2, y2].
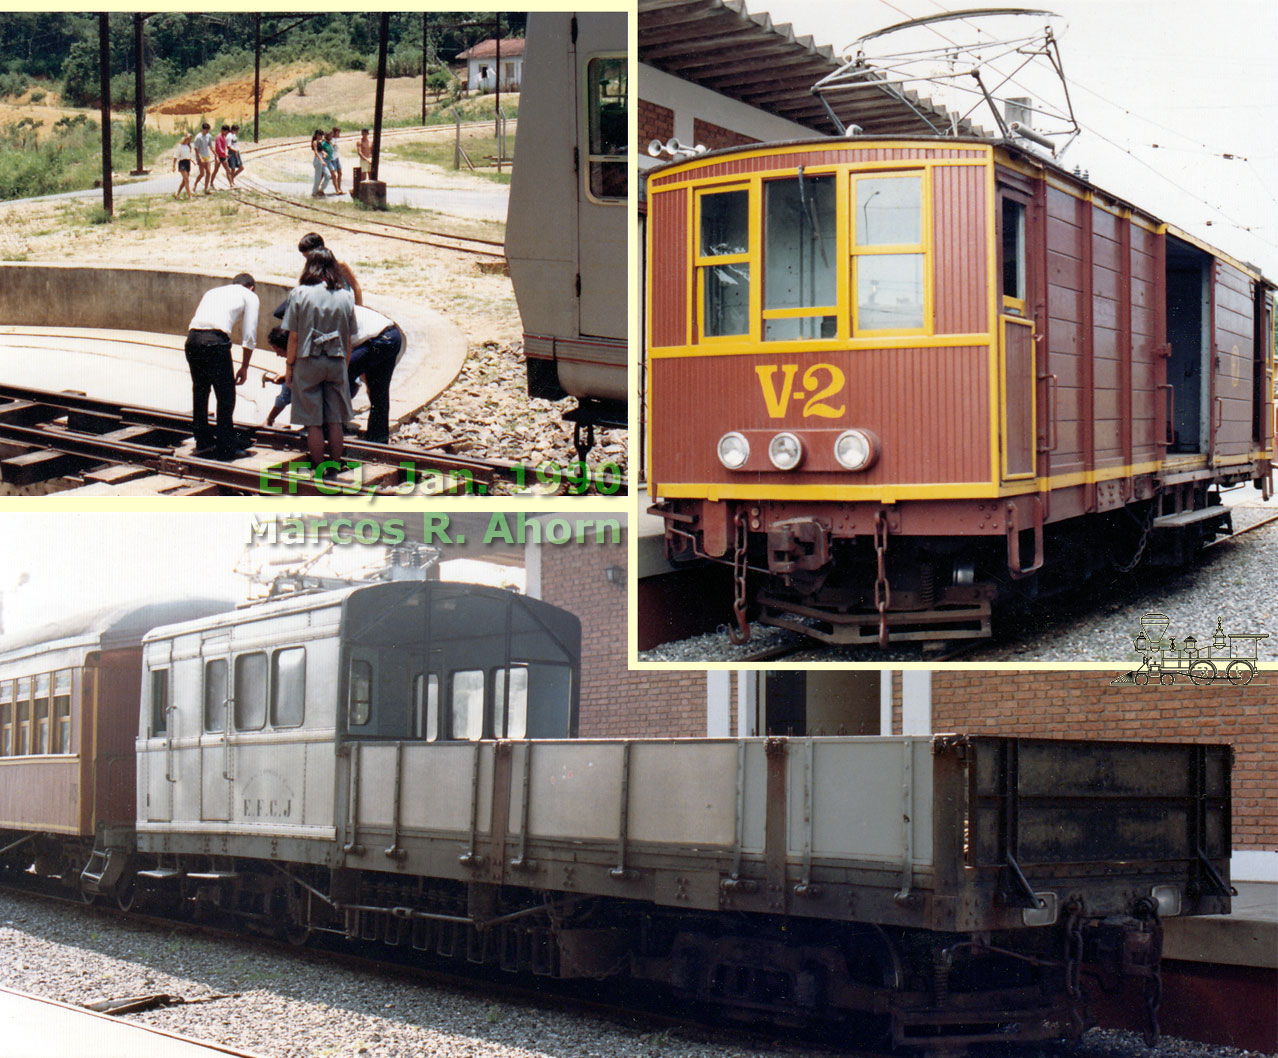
[184, 273, 259, 460]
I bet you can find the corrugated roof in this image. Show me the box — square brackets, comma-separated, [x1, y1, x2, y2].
[456, 38, 527, 61]
[639, 0, 978, 137]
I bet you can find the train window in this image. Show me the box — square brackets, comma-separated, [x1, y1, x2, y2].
[203, 659, 227, 733]
[1002, 198, 1027, 311]
[270, 648, 305, 728]
[150, 669, 168, 737]
[852, 175, 926, 334]
[0, 680, 11, 756]
[53, 670, 71, 754]
[586, 56, 626, 201]
[234, 653, 267, 731]
[33, 674, 50, 755]
[492, 666, 528, 739]
[698, 189, 751, 338]
[763, 174, 837, 341]
[16, 676, 30, 755]
[412, 673, 438, 741]
[450, 669, 485, 741]
[349, 659, 372, 727]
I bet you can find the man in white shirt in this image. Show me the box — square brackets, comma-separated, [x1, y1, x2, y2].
[184, 273, 259, 459]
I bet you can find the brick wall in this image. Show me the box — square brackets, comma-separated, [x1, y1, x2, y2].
[932, 670, 1275, 850]
[693, 117, 760, 151]
[538, 529, 705, 739]
[639, 99, 674, 149]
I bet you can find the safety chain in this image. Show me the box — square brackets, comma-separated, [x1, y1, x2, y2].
[873, 510, 892, 647]
[1063, 902, 1086, 1037]
[727, 509, 751, 644]
[1142, 902, 1163, 1048]
[1114, 505, 1154, 573]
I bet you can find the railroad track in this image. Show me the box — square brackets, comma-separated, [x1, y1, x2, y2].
[0, 878, 871, 1058]
[231, 122, 510, 260]
[0, 383, 625, 497]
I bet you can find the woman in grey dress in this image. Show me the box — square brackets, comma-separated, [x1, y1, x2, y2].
[282, 249, 357, 473]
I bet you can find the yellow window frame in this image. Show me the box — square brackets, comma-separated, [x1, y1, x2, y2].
[758, 168, 846, 343]
[694, 182, 755, 344]
[849, 169, 933, 339]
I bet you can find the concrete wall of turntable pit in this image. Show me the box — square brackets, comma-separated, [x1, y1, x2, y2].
[0, 262, 293, 349]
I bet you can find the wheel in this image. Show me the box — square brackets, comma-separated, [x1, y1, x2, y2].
[115, 874, 137, 912]
[1189, 660, 1216, 686]
[1227, 660, 1254, 686]
[1135, 671, 1149, 686]
[1159, 673, 1174, 685]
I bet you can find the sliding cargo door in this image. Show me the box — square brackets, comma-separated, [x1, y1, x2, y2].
[1211, 260, 1256, 462]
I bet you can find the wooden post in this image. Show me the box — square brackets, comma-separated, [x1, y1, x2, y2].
[493, 13, 501, 138]
[253, 15, 261, 143]
[131, 13, 146, 176]
[371, 12, 388, 181]
[98, 13, 113, 218]
[420, 12, 427, 125]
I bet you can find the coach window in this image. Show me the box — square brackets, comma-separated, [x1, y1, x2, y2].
[586, 56, 626, 201]
[270, 648, 305, 728]
[763, 173, 837, 340]
[492, 666, 528, 739]
[33, 674, 50, 754]
[150, 669, 169, 737]
[349, 659, 372, 727]
[16, 676, 30, 755]
[451, 669, 485, 741]
[412, 672, 438, 741]
[53, 670, 71, 753]
[204, 659, 227, 733]
[851, 173, 928, 335]
[0, 680, 11, 756]
[1001, 197, 1027, 315]
[698, 188, 752, 338]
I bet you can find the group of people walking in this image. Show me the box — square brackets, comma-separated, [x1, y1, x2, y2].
[182, 232, 403, 474]
[174, 122, 243, 198]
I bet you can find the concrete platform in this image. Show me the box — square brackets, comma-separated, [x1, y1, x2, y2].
[0, 986, 264, 1058]
[1163, 880, 1277, 969]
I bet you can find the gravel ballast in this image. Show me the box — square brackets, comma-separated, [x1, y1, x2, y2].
[0, 889, 1269, 1058]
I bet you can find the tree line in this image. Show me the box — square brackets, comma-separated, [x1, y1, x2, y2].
[0, 12, 526, 107]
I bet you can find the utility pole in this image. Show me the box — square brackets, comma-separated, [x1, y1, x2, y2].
[371, 12, 389, 181]
[253, 15, 261, 143]
[131, 13, 147, 176]
[421, 12, 427, 125]
[493, 12, 501, 137]
[98, 13, 113, 218]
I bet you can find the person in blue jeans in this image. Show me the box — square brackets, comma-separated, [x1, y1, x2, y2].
[262, 327, 294, 427]
[349, 304, 403, 443]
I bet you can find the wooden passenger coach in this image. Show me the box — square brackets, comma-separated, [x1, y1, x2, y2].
[646, 137, 1275, 643]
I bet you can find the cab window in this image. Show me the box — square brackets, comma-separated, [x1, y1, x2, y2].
[586, 56, 626, 201]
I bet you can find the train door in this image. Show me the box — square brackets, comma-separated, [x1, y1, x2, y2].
[997, 189, 1036, 481]
[1209, 259, 1255, 461]
[1253, 287, 1273, 451]
[1164, 237, 1211, 454]
[199, 638, 232, 822]
[139, 657, 172, 824]
[576, 14, 627, 341]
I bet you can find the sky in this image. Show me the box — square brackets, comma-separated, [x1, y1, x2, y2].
[0, 514, 520, 639]
[755, 0, 1278, 276]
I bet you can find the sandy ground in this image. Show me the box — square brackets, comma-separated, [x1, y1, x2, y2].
[275, 71, 514, 126]
[148, 62, 316, 129]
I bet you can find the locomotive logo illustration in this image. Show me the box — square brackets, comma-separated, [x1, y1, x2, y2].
[1112, 612, 1268, 686]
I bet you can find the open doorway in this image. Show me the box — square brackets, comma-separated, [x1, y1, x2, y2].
[1165, 236, 1212, 454]
[761, 670, 881, 736]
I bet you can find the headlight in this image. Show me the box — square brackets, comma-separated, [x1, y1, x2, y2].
[768, 432, 803, 471]
[1151, 885, 1181, 917]
[834, 428, 876, 471]
[717, 432, 750, 470]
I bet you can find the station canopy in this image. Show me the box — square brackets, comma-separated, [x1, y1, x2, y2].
[639, 0, 981, 137]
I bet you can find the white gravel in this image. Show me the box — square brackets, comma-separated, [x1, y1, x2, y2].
[394, 340, 626, 496]
[640, 494, 1278, 664]
[0, 889, 1268, 1058]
